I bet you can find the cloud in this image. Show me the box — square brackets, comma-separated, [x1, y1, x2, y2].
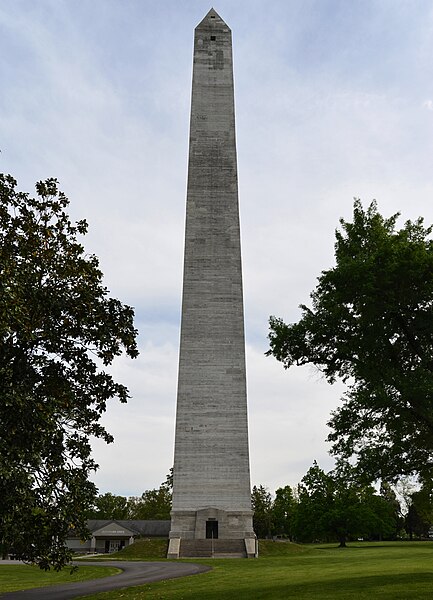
[90, 339, 178, 494]
[246, 345, 343, 489]
[1, 0, 433, 495]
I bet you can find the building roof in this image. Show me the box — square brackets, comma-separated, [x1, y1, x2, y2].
[86, 519, 171, 537]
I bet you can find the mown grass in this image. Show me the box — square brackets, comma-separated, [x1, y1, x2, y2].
[0, 564, 120, 594]
[110, 537, 169, 560]
[95, 538, 305, 561]
[80, 541, 433, 599]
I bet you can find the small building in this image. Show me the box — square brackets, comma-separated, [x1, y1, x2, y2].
[66, 520, 170, 554]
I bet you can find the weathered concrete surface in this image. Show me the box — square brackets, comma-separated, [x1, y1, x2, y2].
[1, 561, 211, 599]
[170, 9, 254, 546]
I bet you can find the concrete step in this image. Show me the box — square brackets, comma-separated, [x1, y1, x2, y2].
[179, 539, 247, 558]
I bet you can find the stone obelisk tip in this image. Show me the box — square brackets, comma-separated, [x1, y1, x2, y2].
[196, 7, 230, 30]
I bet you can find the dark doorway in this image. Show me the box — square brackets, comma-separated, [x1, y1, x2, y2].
[206, 520, 218, 539]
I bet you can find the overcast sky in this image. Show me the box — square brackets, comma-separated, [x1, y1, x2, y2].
[1, 0, 433, 496]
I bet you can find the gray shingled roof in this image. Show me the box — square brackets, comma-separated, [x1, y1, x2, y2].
[86, 520, 170, 537]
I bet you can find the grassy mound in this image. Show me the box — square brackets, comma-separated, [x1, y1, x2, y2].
[258, 539, 309, 557]
[110, 538, 168, 560]
[102, 538, 306, 561]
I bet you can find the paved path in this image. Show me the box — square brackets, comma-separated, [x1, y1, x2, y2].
[1, 561, 211, 599]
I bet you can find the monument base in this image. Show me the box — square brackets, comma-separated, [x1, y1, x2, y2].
[168, 507, 257, 558]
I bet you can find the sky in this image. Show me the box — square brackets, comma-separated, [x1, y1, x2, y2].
[1, 0, 433, 497]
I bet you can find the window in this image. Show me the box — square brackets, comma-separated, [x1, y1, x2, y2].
[211, 35, 216, 41]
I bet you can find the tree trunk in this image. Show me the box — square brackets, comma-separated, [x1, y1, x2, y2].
[338, 537, 347, 548]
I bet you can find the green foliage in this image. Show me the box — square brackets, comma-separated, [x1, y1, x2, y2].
[87, 471, 173, 521]
[272, 485, 297, 538]
[128, 485, 172, 520]
[164, 467, 173, 489]
[251, 485, 273, 538]
[268, 200, 433, 480]
[0, 175, 138, 570]
[292, 461, 399, 545]
[292, 462, 334, 543]
[86, 493, 130, 520]
[361, 488, 399, 541]
[380, 480, 402, 525]
[405, 480, 433, 538]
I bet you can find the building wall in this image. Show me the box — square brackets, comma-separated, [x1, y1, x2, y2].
[66, 520, 171, 553]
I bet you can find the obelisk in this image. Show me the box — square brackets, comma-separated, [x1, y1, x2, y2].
[167, 9, 256, 559]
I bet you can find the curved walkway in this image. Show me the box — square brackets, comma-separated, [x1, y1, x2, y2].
[1, 560, 211, 600]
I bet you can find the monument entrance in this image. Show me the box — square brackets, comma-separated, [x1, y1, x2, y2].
[206, 521, 218, 539]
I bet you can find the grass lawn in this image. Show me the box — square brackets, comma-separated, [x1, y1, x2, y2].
[79, 540, 433, 600]
[0, 564, 120, 594]
[103, 537, 169, 560]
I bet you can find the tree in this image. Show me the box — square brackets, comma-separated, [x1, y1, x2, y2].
[0, 175, 138, 569]
[272, 485, 296, 539]
[129, 485, 172, 520]
[379, 481, 403, 538]
[87, 493, 130, 520]
[293, 462, 398, 546]
[359, 485, 398, 541]
[251, 485, 273, 538]
[164, 467, 173, 490]
[405, 481, 433, 539]
[127, 471, 173, 521]
[292, 462, 335, 544]
[268, 200, 433, 481]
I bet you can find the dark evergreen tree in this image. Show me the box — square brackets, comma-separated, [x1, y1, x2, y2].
[251, 485, 273, 538]
[271, 485, 296, 539]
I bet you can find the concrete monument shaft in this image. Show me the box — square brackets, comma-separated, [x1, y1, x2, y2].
[169, 9, 255, 556]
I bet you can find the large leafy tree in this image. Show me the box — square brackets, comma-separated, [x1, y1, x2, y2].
[268, 200, 433, 481]
[86, 493, 130, 521]
[128, 485, 172, 521]
[292, 461, 335, 544]
[293, 462, 397, 546]
[0, 175, 138, 569]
